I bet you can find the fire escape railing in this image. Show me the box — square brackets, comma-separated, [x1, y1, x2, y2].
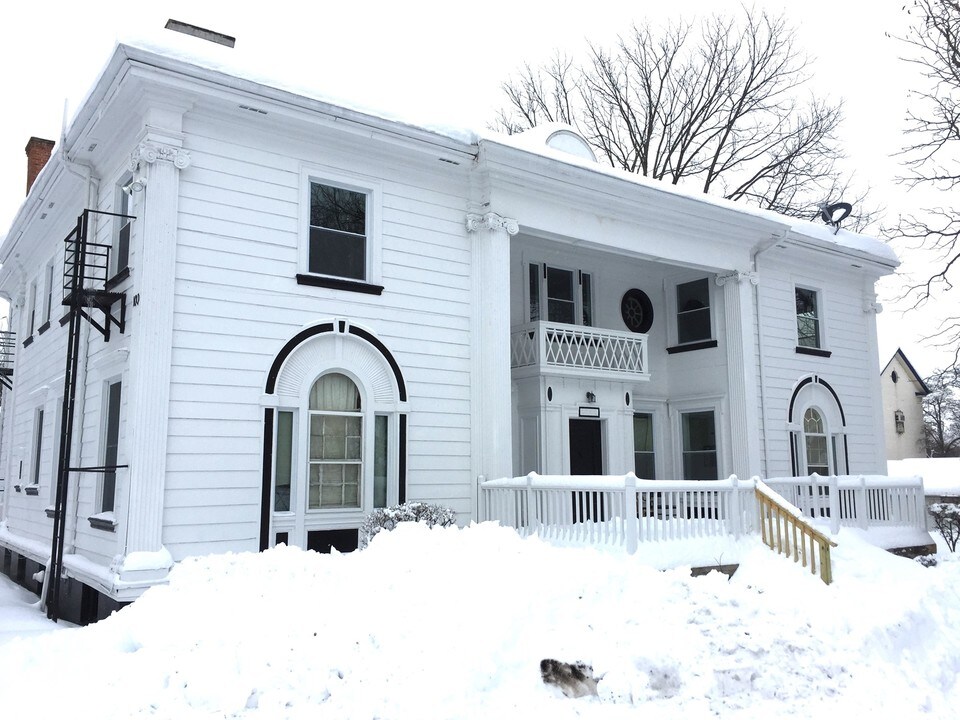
[48, 209, 132, 622]
[0, 330, 15, 391]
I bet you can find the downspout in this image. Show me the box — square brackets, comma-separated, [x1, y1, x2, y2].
[752, 231, 786, 479]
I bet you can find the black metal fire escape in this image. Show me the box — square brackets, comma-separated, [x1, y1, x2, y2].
[47, 209, 131, 622]
[0, 329, 14, 393]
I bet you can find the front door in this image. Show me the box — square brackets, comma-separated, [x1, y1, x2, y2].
[569, 419, 604, 521]
[569, 419, 603, 475]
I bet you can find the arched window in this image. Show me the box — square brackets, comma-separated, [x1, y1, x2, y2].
[308, 373, 362, 509]
[802, 408, 829, 476]
[788, 377, 847, 477]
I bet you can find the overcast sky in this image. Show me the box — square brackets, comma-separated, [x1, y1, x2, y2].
[0, 0, 950, 375]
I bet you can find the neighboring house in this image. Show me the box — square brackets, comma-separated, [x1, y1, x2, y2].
[0, 35, 898, 623]
[880, 349, 931, 460]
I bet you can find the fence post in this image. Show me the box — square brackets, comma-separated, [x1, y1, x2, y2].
[729, 475, 741, 538]
[828, 475, 841, 534]
[525, 472, 538, 534]
[624, 472, 638, 554]
[855, 475, 868, 530]
[477, 475, 486, 522]
[914, 476, 927, 530]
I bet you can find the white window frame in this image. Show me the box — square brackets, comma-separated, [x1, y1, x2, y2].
[666, 274, 716, 347]
[788, 381, 847, 477]
[299, 166, 382, 286]
[670, 397, 725, 481]
[794, 284, 826, 350]
[112, 173, 134, 277]
[527, 262, 594, 326]
[49, 398, 63, 505]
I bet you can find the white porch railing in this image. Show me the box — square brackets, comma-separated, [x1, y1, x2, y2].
[764, 474, 928, 534]
[510, 322, 650, 380]
[480, 473, 757, 552]
[480, 473, 929, 555]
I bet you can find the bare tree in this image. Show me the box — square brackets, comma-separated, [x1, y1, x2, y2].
[492, 8, 873, 226]
[923, 369, 960, 457]
[892, 1, 960, 369]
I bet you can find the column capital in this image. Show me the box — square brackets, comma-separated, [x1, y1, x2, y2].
[863, 300, 883, 314]
[716, 270, 759, 287]
[130, 141, 191, 171]
[466, 212, 519, 236]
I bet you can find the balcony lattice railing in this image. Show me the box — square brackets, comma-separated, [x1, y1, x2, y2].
[510, 321, 649, 380]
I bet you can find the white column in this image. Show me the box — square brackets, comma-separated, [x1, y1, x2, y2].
[862, 291, 886, 471]
[467, 212, 518, 485]
[120, 135, 190, 570]
[717, 271, 762, 478]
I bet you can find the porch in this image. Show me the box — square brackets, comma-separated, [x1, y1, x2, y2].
[479, 473, 936, 582]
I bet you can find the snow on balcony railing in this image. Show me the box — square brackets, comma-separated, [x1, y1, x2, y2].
[764, 474, 927, 533]
[510, 322, 650, 380]
[480, 473, 758, 552]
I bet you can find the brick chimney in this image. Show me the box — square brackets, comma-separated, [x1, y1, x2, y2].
[25, 137, 55, 195]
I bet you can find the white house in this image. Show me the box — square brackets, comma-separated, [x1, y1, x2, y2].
[0, 34, 898, 623]
[880, 348, 931, 460]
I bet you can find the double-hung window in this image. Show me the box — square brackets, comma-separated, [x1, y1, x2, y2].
[113, 175, 133, 277]
[32, 408, 44, 487]
[299, 171, 382, 294]
[680, 410, 718, 480]
[633, 413, 656, 479]
[308, 373, 363, 509]
[528, 263, 593, 326]
[27, 280, 37, 337]
[795, 287, 821, 349]
[308, 182, 367, 281]
[100, 381, 122, 513]
[676, 278, 711, 344]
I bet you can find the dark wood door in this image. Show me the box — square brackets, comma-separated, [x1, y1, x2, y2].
[569, 419, 604, 521]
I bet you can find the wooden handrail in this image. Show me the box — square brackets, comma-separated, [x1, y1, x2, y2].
[756, 480, 837, 585]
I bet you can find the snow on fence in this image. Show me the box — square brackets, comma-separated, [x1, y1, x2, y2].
[764, 474, 927, 534]
[756, 479, 837, 585]
[480, 473, 758, 553]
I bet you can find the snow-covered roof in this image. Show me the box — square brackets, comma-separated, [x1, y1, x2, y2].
[7, 28, 898, 271]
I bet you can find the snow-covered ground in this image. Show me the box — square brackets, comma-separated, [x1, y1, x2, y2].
[1, 522, 958, 719]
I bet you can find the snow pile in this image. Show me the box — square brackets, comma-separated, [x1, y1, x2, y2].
[889, 458, 960, 495]
[1, 523, 959, 718]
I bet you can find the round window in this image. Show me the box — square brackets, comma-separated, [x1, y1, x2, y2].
[620, 289, 654, 333]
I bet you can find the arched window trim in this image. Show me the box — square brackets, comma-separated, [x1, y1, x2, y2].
[260, 321, 408, 551]
[788, 376, 848, 477]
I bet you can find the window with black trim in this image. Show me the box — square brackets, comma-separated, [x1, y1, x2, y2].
[42, 259, 55, 327]
[676, 278, 711, 344]
[32, 408, 44, 487]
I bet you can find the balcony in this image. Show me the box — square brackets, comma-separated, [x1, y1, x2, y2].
[510, 321, 650, 381]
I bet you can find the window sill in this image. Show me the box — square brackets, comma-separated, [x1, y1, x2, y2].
[24, 484, 40, 496]
[296, 274, 384, 296]
[795, 346, 832, 358]
[59, 312, 71, 327]
[22, 335, 34, 348]
[88, 513, 118, 532]
[666, 339, 718, 354]
[37, 321, 51, 336]
[45, 507, 56, 519]
[105, 267, 131, 290]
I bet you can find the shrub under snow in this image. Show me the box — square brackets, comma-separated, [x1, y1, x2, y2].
[929, 502, 960, 552]
[359, 501, 457, 549]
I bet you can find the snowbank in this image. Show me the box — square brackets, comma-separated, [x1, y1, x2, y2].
[0, 522, 958, 718]
[889, 458, 960, 495]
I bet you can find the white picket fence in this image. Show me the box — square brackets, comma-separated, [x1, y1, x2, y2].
[479, 472, 928, 554]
